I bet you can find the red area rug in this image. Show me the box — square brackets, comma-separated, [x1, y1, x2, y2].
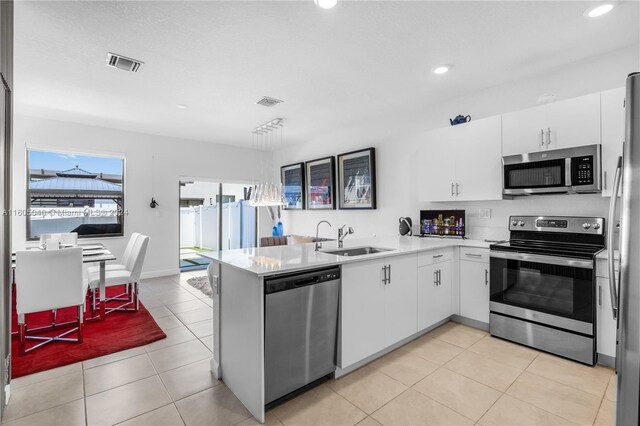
[11, 285, 166, 378]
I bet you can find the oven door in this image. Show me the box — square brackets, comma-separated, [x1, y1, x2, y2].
[490, 251, 595, 335]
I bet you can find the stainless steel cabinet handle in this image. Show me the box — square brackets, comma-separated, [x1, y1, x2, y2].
[604, 171, 607, 190]
[607, 156, 623, 319]
[451, 183, 454, 196]
[434, 270, 437, 286]
[540, 129, 544, 147]
[547, 128, 551, 145]
[433, 254, 443, 259]
[485, 269, 488, 286]
[598, 284, 602, 307]
[382, 265, 388, 285]
[455, 183, 459, 196]
[388, 264, 391, 284]
[465, 253, 482, 258]
[437, 269, 441, 286]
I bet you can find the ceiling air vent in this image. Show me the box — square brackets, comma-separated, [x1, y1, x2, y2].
[256, 96, 283, 107]
[105, 52, 143, 72]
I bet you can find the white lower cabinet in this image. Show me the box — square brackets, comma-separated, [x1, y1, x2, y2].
[459, 250, 490, 324]
[417, 260, 452, 330]
[340, 254, 417, 368]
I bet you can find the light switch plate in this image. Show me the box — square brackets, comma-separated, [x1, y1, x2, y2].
[479, 208, 492, 219]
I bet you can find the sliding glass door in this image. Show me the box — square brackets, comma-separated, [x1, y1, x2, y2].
[179, 180, 257, 272]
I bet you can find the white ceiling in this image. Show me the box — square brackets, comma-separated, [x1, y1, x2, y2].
[15, 0, 640, 147]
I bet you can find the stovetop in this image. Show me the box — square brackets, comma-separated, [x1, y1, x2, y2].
[490, 239, 604, 260]
[490, 215, 606, 260]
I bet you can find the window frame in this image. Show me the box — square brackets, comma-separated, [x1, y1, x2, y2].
[25, 147, 126, 241]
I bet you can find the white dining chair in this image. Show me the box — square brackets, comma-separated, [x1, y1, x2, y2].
[15, 247, 87, 356]
[87, 235, 149, 315]
[86, 232, 140, 275]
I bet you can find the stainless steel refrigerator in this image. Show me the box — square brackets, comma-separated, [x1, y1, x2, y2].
[609, 71, 640, 425]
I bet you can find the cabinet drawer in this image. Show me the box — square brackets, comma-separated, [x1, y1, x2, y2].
[596, 258, 619, 279]
[459, 247, 489, 263]
[418, 248, 453, 267]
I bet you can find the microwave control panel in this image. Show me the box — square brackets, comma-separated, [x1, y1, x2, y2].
[572, 156, 594, 185]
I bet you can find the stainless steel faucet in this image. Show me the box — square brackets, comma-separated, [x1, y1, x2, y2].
[338, 225, 354, 248]
[315, 220, 331, 251]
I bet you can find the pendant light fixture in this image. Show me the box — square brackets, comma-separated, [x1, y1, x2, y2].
[248, 118, 286, 207]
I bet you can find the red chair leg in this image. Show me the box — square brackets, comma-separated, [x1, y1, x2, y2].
[134, 282, 139, 312]
[77, 305, 84, 344]
[18, 322, 26, 356]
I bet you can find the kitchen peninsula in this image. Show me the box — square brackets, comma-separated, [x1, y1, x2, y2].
[201, 235, 493, 422]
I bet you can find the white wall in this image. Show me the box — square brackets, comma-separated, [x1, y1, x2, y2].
[180, 181, 219, 206]
[275, 46, 638, 241]
[13, 115, 272, 277]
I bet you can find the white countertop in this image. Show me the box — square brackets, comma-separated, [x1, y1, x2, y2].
[596, 249, 620, 260]
[199, 235, 494, 276]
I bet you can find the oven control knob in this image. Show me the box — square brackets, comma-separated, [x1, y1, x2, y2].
[582, 223, 591, 229]
[518, 221, 525, 227]
[592, 223, 601, 230]
[511, 220, 518, 226]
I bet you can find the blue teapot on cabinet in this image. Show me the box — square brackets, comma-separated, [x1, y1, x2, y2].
[449, 115, 471, 126]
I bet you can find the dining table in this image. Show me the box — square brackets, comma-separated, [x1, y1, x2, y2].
[12, 243, 117, 320]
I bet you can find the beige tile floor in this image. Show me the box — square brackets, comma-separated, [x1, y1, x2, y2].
[3, 272, 617, 426]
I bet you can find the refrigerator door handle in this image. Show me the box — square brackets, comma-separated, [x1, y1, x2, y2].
[607, 156, 623, 319]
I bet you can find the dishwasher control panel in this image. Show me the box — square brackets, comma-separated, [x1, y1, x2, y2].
[264, 267, 341, 294]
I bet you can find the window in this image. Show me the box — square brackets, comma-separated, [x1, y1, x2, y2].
[27, 149, 125, 240]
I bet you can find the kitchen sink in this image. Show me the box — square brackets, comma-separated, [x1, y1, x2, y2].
[322, 246, 393, 257]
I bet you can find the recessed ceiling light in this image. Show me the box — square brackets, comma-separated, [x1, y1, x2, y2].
[314, 0, 337, 9]
[584, 3, 615, 17]
[176, 104, 187, 109]
[432, 65, 451, 75]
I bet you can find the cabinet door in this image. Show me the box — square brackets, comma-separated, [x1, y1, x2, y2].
[340, 259, 387, 368]
[384, 255, 418, 345]
[453, 116, 503, 201]
[459, 260, 490, 323]
[601, 87, 625, 197]
[418, 127, 456, 202]
[435, 260, 453, 321]
[417, 260, 452, 330]
[417, 264, 438, 330]
[597, 277, 617, 359]
[502, 105, 548, 156]
[544, 93, 601, 151]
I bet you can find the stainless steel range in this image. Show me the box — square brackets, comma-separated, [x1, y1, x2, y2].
[489, 216, 605, 365]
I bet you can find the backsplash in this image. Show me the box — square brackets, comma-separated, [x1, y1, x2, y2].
[281, 192, 612, 243]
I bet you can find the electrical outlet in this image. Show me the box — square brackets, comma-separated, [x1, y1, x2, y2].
[479, 208, 492, 219]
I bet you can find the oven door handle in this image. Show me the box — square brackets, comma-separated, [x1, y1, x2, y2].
[606, 156, 623, 320]
[489, 250, 594, 269]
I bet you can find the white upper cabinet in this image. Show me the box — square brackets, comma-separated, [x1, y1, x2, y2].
[419, 116, 503, 202]
[454, 116, 503, 201]
[419, 126, 457, 202]
[601, 87, 625, 197]
[502, 93, 601, 156]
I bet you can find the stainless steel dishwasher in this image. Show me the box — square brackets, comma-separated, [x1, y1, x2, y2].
[264, 266, 341, 406]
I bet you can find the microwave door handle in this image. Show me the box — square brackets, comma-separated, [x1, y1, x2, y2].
[607, 156, 623, 319]
[565, 158, 572, 187]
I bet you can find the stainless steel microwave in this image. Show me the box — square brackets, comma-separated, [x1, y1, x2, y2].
[503, 144, 602, 195]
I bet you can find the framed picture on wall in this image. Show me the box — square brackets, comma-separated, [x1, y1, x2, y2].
[337, 147, 376, 209]
[280, 162, 305, 210]
[305, 156, 336, 210]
